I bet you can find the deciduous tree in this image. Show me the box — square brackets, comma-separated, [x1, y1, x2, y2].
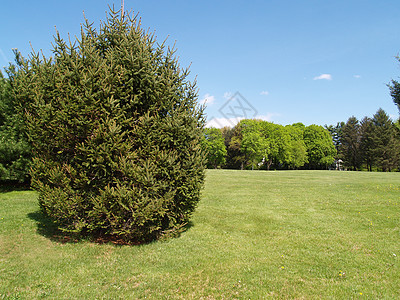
[303, 125, 336, 169]
[202, 128, 227, 169]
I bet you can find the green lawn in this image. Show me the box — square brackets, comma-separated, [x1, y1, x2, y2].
[1, 170, 400, 299]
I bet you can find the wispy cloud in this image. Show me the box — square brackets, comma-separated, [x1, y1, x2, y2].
[256, 113, 279, 121]
[223, 92, 233, 100]
[0, 48, 9, 66]
[260, 90, 269, 96]
[206, 117, 244, 128]
[206, 114, 279, 128]
[199, 93, 215, 106]
[353, 74, 361, 79]
[313, 74, 332, 81]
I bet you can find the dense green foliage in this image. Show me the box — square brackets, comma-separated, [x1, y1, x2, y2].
[0, 71, 31, 183]
[207, 119, 328, 170]
[328, 109, 400, 171]
[202, 128, 227, 168]
[207, 107, 400, 172]
[303, 124, 336, 169]
[9, 9, 206, 242]
[340, 116, 361, 171]
[369, 109, 400, 171]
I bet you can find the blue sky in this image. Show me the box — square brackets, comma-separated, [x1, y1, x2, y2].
[1, 0, 400, 127]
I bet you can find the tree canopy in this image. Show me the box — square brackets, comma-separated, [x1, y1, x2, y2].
[303, 125, 336, 169]
[203, 119, 333, 171]
[202, 127, 227, 169]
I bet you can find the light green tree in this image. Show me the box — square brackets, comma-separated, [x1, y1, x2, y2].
[285, 125, 308, 169]
[303, 125, 336, 169]
[239, 119, 268, 170]
[202, 128, 227, 169]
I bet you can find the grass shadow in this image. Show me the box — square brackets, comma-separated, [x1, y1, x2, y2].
[27, 210, 195, 246]
[184, 221, 194, 232]
[27, 210, 85, 244]
[0, 181, 31, 193]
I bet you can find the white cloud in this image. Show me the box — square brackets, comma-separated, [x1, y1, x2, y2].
[206, 117, 244, 128]
[256, 113, 279, 122]
[199, 93, 215, 106]
[206, 114, 278, 128]
[260, 90, 269, 96]
[313, 74, 332, 80]
[353, 74, 361, 79]
[223, 92, 233, 100]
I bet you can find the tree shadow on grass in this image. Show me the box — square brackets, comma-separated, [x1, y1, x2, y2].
[27, 211, 84, 244]
[0, 181, 31, 193]
[27, 210, 194, 246]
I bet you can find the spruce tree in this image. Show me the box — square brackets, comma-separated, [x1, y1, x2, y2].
[370, 109, 399, 171]
[10, 9, 206, 242]
[0, 71, 31, 183]
[359, 117, 374, 171]
[340, 116, 361, 171]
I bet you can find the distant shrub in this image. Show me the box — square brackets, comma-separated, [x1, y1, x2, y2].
[10, 9, 206, 242]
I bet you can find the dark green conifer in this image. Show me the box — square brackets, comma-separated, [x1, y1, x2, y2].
[340, 116, 361, 171]
[0, 71, 31, 183]
[369, 109, 399, 171]
[10, 8, 206, 242]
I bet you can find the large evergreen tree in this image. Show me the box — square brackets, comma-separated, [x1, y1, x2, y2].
[9, 9, 206, 242]
[340, 116, 361, 170]
[369, 109, 399, 171]
[325, 122, 344, 154]
[0, 71, 31, 183]
[359, 117, 374, 171]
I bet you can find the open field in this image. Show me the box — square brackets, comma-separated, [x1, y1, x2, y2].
[1, 170, 400, 299]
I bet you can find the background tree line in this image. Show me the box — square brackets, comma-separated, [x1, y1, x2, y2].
[202, 120, 336, 170]
[202, 106, 400, 172]
[326, 108, 400, 172]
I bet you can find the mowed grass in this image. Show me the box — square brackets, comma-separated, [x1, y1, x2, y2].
[1, 170, 400, 299]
